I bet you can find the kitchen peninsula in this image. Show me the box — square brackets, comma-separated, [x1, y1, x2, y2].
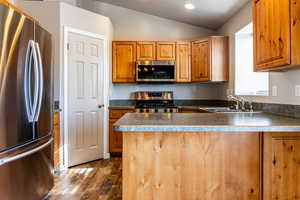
[114, 112, 300, 200]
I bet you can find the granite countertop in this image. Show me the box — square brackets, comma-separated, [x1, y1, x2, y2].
[113, 112, 300, 132]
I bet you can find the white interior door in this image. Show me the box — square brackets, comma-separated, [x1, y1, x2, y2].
[67, 32, 104, 167]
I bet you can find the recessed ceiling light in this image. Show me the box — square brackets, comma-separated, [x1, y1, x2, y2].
[185, 3, 195, 10]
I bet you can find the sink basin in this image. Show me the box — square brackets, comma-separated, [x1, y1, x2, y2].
[201, 107, 261, 114]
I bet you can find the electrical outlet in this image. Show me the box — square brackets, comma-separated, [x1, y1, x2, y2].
[295, 85, 300, 97]
[272, 86, 278, 97]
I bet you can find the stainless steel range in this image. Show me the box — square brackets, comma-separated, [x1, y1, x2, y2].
[135, 91, 178, 113]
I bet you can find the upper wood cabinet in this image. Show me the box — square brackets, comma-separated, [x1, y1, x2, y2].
[176, 41, 191, 82]
[137, 41, 156, 60]
[192, 36, 229, 82]
[253, 0, 300, 71]
[263, 132, 300, 199]
[112, 41, 136, 83]
[156, 42, 176, 60]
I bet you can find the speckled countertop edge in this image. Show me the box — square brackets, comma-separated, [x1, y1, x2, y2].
[113, 113, 300, 133]
[114, 125, 300, 132]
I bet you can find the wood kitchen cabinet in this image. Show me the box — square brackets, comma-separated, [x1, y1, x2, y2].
[263, 132, 300, 199]
[112, 41, 136, 83]
[192, 36, 229, 82]
[53, 112, 60, 169]
[156, 41, 176, 60]
[123, 132, 260, 200]
[253, 0, 300, 71]
[176, 41, 191, 82]
[109, 109, 134, 153]
[137, 41, 156, 60]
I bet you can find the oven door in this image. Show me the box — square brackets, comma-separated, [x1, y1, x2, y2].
[136, 61, 176, 82]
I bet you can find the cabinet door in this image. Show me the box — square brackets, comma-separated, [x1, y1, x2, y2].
[176, 41, 191, 82]
[109, 119, 122, 153]
[192, 40, 211, 82]
[112, 41, 136, 82]
[156, 42, 176, 60]
[137, 41, 156, 60]
[253, 0, 291, 71]
[53, 113, 60, 168]
[263, 132, 300, 200]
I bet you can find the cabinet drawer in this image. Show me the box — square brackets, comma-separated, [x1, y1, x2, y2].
[109, 109, 134, 119]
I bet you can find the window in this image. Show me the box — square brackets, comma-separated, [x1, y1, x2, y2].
[235, 23, 269, 96]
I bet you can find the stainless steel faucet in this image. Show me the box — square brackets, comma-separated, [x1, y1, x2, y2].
[227, 95, 253, 112]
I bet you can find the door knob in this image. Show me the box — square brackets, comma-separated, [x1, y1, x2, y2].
[98, 104, 105, 109]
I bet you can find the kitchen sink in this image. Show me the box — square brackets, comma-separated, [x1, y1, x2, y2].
[200, 107, 261, 114]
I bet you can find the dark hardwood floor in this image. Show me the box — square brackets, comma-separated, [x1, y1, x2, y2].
[49, 158, 122, 200]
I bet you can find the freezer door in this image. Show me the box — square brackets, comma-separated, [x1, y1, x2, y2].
[0, 136, 54, 200]
[0, 4, 36, 152]
[34, 24, 53, 139]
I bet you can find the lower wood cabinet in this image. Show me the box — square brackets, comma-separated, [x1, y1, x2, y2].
[263, 132, 300, 200]
[109, 109, 134, 153]
[53, 112, 60, 168]
[109, 119, 122, 153]
[123, 132, 260, 200]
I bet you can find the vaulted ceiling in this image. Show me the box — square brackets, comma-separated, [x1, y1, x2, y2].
[95, 0, 250, 30]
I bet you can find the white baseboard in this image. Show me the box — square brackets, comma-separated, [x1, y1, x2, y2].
[104, 152, 110, 159]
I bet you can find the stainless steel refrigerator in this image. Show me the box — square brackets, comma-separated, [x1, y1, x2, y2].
[0, 2, 54, 200]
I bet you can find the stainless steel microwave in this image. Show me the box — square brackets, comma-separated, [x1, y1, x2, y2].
[136, 60, 176, 82]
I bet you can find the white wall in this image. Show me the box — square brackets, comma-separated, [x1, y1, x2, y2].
[78, 0, 224, 100]
[17, 1, 113, 100]
[218, 2, 300, 105]
[78, 0, 216, 41]
[17, 1, 61, 99]
[110, 83, 222, 100]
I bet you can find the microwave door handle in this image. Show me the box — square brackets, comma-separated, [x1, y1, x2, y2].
[34, 42, 43, 122]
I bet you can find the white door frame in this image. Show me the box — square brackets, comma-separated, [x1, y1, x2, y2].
[61, 26, 110, 168]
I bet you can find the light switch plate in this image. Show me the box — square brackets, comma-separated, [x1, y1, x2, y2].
[272, 86, 278, 97]
[295, 85, 300, 97]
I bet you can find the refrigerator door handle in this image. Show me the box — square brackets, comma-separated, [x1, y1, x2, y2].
[34, 42, 43, 122]
[0, 137, 53, 166]
[24, 40, 34, 122]
[24, 40, 40, 123]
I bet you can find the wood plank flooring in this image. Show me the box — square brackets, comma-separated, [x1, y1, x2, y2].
[48, 158, 122, 200]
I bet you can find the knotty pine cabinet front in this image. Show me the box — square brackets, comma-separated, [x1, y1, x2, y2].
[156, 41, 176, 60]
[176, 41, 191, 82]
[263, 132, 300, 200]
[137, 41, 156, 61]
[112, 41, 136, 83]
[253, 0, 300, 71]
[192, 36, 229, 82]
